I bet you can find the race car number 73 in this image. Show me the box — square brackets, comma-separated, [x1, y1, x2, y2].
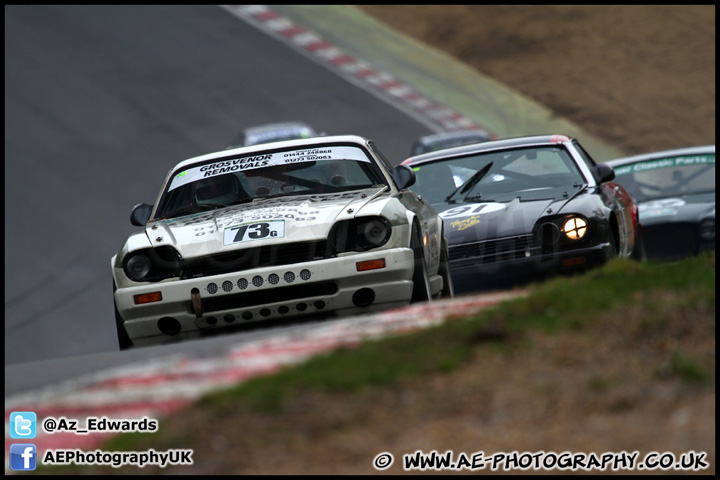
[224, 220, 285, 245]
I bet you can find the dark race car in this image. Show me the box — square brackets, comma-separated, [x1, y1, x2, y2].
[606, 145, 715, 261]
[410, 129, 492, 156]
[402, 134, 644, 293]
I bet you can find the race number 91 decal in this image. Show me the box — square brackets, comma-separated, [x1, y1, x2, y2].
[224, 220, 285, 245]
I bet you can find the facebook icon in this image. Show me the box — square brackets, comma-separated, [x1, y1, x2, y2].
[10, 444, 37, 471]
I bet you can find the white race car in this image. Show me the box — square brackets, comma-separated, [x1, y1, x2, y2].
[112, 135, 453, 349]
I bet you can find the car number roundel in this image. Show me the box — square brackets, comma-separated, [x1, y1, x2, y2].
[224, 220, 285, 245]
[439, 202, 505, 219]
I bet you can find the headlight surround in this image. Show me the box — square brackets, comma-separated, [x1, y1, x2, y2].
[123, 247, 181, 282]
[562, 216, 588, 240]
[330, 216, 392, 253]
[535, 214, 592, 249]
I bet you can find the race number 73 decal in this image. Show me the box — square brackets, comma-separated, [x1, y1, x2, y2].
[223, 220, 285, 245]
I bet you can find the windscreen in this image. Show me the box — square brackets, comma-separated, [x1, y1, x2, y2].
[612, 153, 715, 202]
[154, 145, 387, 220]
[410, 146, 586, 206]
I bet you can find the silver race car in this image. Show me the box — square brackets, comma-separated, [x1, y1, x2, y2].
[227, 121, 320, 149]
[112, 135, 453, 349]
[410, 129, 492, 156]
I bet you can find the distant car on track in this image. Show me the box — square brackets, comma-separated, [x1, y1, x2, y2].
[227, 121, 321, 149]
[112, 135, 453, 349]
[402, 134, 643, 293]
[605, 145, 715, 261]
[410, 129, 492, 156]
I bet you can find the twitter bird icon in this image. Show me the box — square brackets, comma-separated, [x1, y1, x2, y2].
[10, 412, 37, 439]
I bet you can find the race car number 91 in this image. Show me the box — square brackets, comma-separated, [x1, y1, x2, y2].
[224, 220, 285, 245]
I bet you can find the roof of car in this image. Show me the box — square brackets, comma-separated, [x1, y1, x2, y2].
[174, 134, 371, 171]
[403, 134, 574, 165]
[605, 145, 715, 167]
[415, 129, 491, 144]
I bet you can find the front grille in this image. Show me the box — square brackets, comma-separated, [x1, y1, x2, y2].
[180, 240, 328, 279]
[201, 281, 338, 313]
[449, 235, 538, 264]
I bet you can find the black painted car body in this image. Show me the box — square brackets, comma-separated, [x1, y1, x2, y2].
[402, 134, 643, 293]
[606, 145, 715, 261]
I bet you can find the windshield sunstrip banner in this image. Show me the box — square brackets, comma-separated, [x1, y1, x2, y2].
[613, 154, 715, 176]
[169, 146, 371, 191]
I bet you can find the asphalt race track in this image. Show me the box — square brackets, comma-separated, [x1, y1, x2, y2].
[4, 5, 435, 371]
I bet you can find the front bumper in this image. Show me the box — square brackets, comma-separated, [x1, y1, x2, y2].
[450, 242, 613, 293]
[114, 247, 415, 347]
[642, 222, 714, 261]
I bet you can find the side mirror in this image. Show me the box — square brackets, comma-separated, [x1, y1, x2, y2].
[130, 203, 153, 227]
[390, 164, 417, 190]
[593, 163, 616, 184]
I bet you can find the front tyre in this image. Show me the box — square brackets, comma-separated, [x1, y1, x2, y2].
[631, 223, 647, 262]
[608, 219, 619, 259]
[410, 225, 432, 303]
[437, 236, 455, 298]
[113, 280, 133, 350]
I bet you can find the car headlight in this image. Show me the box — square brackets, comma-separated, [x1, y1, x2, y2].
[330, 216, 392, 253]
[357, 218, 391, 249]
[562, 217, 588, 240]
[123, 247, 181, 282]
[699, 218, 715, 240]
[125, 253, 152, 281]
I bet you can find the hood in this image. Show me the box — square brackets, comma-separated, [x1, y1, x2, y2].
[145, 188, 385, 258]
[638, 193, 715, 226]
[436, 197, 567, 243]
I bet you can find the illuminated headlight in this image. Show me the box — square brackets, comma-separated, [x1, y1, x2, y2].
[562, 217, 588, 240]
[125, 253, 152, 281]
[699, 218, 715, 240]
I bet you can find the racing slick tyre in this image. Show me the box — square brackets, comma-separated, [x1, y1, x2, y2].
[113, 280, 133, 350]
[631, 224, 648, 262]
[608, 220, 620, 259]
[437, 236, 455, 299]
[410, 224, 432, 303]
